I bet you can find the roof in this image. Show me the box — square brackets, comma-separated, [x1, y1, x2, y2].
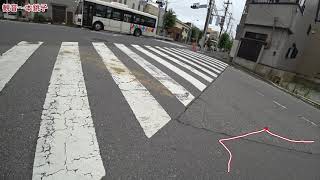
[175, 19, 192, 29]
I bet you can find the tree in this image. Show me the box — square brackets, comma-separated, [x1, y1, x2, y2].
[225, 39, 233, 51]
[198, 30, 204, 42]
[218, 33, 232, 51]
[163, 9, 176, 30]
[191, 26, 199, 39]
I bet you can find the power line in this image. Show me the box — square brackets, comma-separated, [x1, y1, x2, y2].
[218, 0, 232, 38]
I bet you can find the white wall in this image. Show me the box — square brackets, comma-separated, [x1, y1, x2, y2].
[245, 4, 296, 28]
[236, 0, 320, 73]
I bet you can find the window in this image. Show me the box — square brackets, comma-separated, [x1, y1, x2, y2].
[124, 0, 127, 5]
[119, 0, 122, 3]
[245, 32, 268, 41]
[95, 5, 107, 17]
[285, 43, 298, 59]
[141, 16, 156, 28]
[106, 6, 112, 18]
[112, 8, 123, 21]
[138, 4, 141, 11]
[132, 3, 135, 9]
[133, 14, 141, 24]
[123, 12, 132, 23]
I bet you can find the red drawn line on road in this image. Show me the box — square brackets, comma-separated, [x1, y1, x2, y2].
[219, 127, 315, 173]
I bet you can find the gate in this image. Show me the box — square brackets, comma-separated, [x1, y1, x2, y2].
[52, 5, 66, 24]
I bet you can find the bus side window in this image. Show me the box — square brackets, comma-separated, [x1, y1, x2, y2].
[106, 7, 112, 19]
[142, 16, 155, 28]
[95, 5, 106, 17]
[133, 15, 140, 24]
[123, 12, 132, 23]
[112, 8, 124, 21]
[140, 16, 146, 25]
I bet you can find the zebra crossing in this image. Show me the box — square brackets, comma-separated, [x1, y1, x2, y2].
[0, 41, 228, 179]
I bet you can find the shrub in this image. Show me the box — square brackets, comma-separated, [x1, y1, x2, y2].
[33, 14, 46, 23]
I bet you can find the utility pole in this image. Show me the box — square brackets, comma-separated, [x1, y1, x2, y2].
[225, 13, 232, 34]
[156, 0, 165, 35]
[229, 23, 233, 37]
[164, 0, 168, 12]
[218, 0, 232, 38]
[200, 0, 214, 51]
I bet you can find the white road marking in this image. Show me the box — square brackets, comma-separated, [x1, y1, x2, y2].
[256, 91, 265, 97]
[0, 41, 42, 92]
[154, 39, 186, 47]
[155, 46, 218, 78]
[180, 48, 229, 66]
[180, 49, 228, 68]
[93, 42, 171, 138]
[33, 42, 106, 180]
[273, 100, 287, 109]
[145, 46, 213, 83]
[132, 45, 206, 91]
[165, 47, 222, 74]
[115, 43, 194, 106]
[301, 116, 318, 127]
[180, 48, 228, 67]
[171, 48, 226, 70]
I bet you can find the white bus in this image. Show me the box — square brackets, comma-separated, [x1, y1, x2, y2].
[74, 0, 158, 37]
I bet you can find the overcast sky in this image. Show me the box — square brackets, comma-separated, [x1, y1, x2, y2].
[165, 0, 246, 37]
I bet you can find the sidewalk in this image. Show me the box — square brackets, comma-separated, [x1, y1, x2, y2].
[198, 49, 320, 109]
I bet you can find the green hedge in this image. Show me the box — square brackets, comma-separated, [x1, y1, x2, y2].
[33, 14, 46, 23]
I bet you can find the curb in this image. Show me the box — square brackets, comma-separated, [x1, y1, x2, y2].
[231, 63, 320, 109]
[202, 52, 320, 109]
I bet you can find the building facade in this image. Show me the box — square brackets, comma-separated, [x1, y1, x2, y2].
[233, 0, 320, 82]
[166, 19, 191, 42]
[207, 28, 219, 40]
[143, 1, 164, 32]
[36, 0, 77, 24]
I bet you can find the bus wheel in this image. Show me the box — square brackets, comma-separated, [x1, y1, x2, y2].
[93, 22, 103, 31]
[133, 29, 141, 37]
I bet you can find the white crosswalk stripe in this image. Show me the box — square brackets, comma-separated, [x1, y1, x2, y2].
[155, 46, 218, 78]
[93, 42, 171, 138]
[170, 48, 225, 71]
[132, 44, 206, 91]
[145, 46, 213, 83]
[33, 42, 106, 180]
[179, 48, 228, 67]
[0, 41, 42, 92]
[115, 43, 194, 106]
[165, 47, 222, 74]
[1, 41, 228, 178]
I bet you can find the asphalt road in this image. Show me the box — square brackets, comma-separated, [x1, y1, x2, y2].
[0, 20, 319, 180]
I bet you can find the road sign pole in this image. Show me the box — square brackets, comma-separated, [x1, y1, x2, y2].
[200, 0, 214, 51]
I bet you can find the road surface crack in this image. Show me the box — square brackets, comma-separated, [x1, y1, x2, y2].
[174, 117, 320, 156]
